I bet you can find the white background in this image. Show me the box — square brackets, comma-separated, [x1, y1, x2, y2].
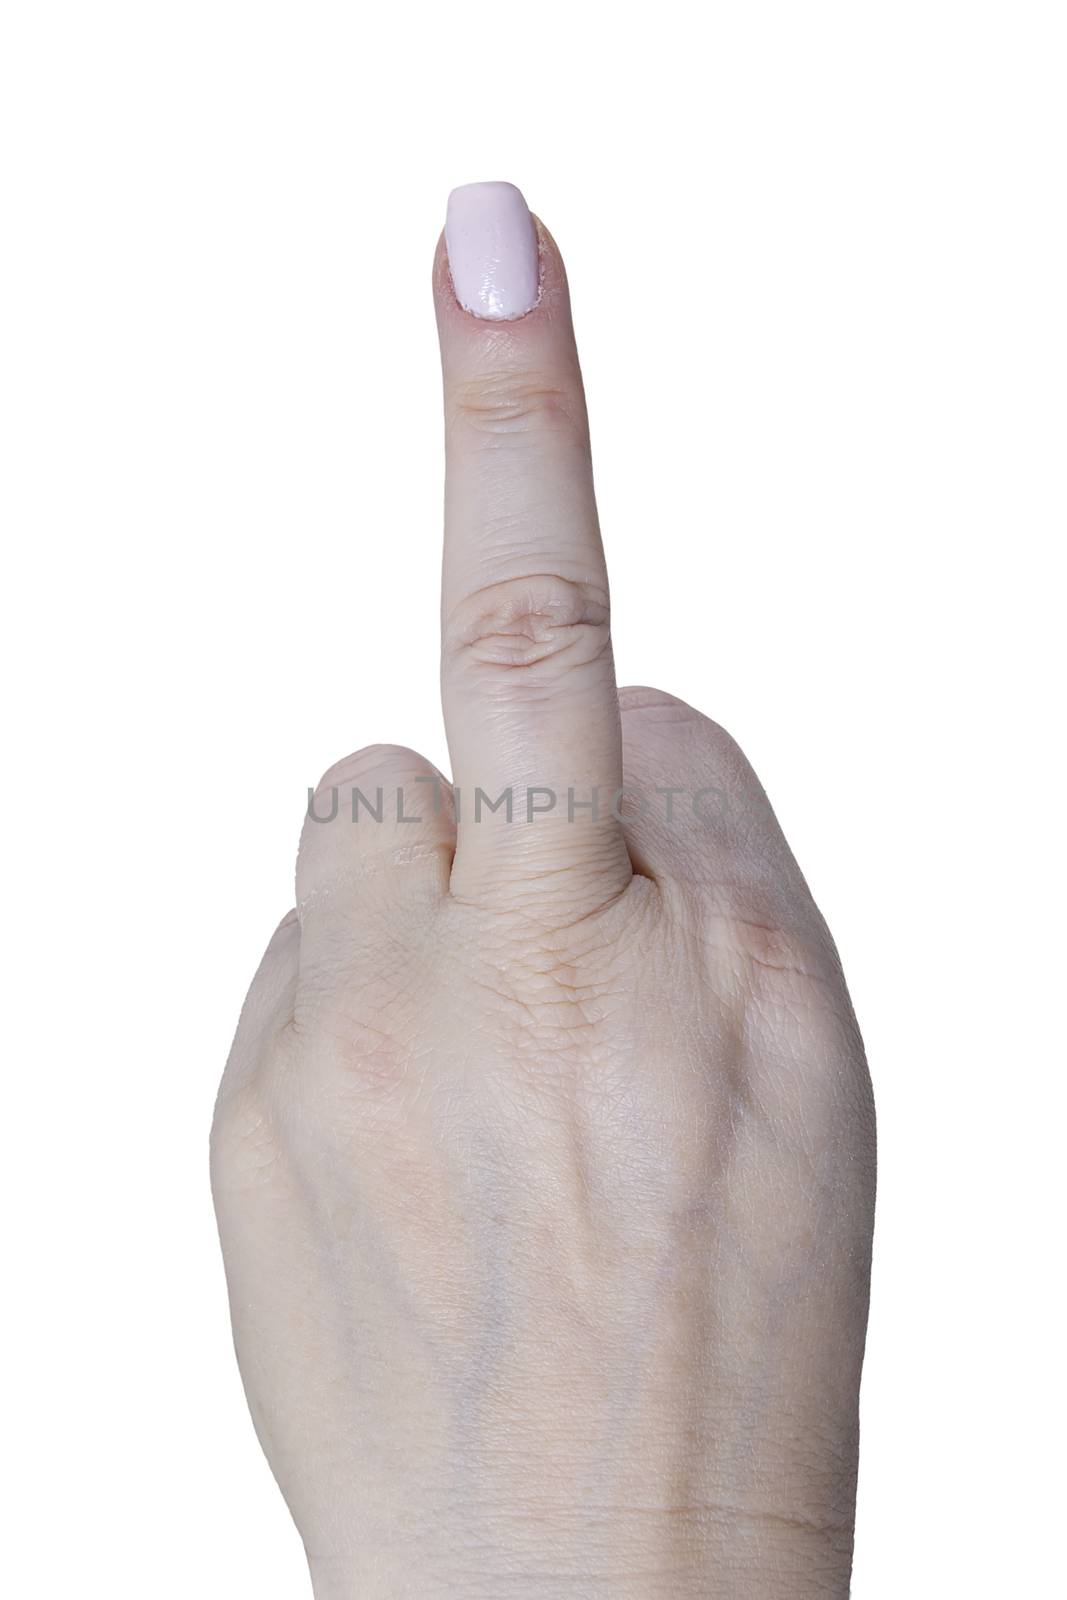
[2, 4, 1063, 1594]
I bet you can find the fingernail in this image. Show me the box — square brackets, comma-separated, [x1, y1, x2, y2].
[445, 181, 540, 321]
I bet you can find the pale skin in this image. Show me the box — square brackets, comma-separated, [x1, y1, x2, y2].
[211, 214, 876, 1597]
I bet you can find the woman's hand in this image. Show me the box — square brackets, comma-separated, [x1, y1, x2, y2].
[211, 182, 875, 1599]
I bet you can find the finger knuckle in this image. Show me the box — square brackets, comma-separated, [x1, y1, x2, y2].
[619, 686, 737, 749]
[447, 369, 582, 439]
[445, 573, 611, 680]
[710, 884, 842, 1000]
[313, 744, 421, 797]
[210, 1061, 287, 1194]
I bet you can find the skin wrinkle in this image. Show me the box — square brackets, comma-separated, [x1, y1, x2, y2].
[446, 572, 610, 639]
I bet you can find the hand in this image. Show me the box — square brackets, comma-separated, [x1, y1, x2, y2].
[212, 182, 875, 1599]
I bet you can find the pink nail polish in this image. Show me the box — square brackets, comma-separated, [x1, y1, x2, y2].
[445, 182, 540, 320]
